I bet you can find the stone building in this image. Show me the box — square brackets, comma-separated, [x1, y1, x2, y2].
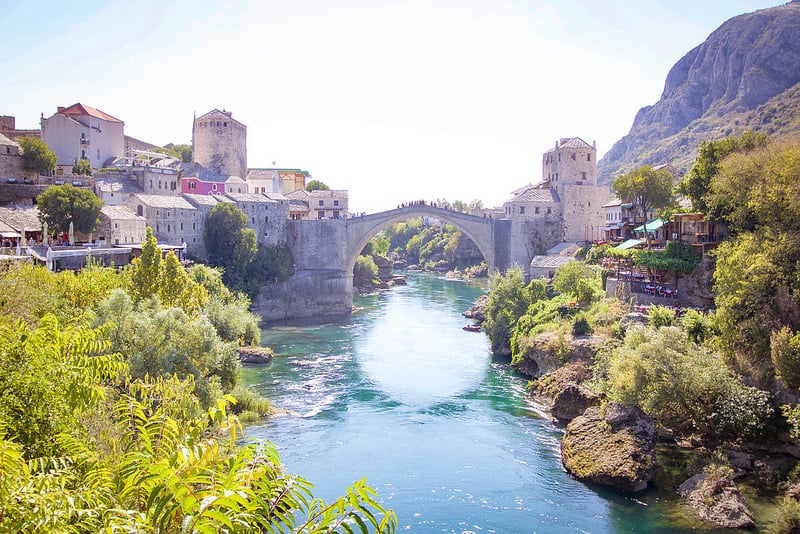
[192, 109, 247, 180]
[124, 194, 201, 249]
[223, 192, 290, 246]
[502, 183, 560, 220]
[97, 205, 146, 246]
[245, 168, 309, 195]
[0, 115, 41, 141]
[286, 189, 349, 220]
[0, 133, 35, 182]
[41, 103, 125, 172]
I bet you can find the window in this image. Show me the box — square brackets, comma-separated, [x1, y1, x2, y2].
[535, 207, 540, 214]
[587, 154, 591, 162]
[137, 205, 143, 216]
[189, 182, 196, 190]
[156, 224, 159, 232]
[520, 206, 525, 215]
[318, 200, 324, 207]
[192, 222, 196, 230]
[167, 224, 171, 233]
[547, 207, 551, 214]
[558, 153, 561, 162]
[224, 122, 227, 127]
[159, 181, 162, 189]
[180, 223, 183, 230]
[97, 149, 100, 159]
[571, 153, 576, 161]
[265, 216, 269, 223]
[581, 172, 586, 180]
[212, 184, 217, 191]
[252, 217, 255, 223]
[334, 200, 339, 207]
[114, 223, 118, 228]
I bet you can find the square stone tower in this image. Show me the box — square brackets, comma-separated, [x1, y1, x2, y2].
[192, 109, 247, 179]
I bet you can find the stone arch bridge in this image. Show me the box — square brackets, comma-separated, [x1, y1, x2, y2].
[252, 205, 514, 321]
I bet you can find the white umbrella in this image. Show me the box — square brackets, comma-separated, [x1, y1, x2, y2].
[42, 222, 48, 246]
[46, 246, 53, 271]
[68, 221, 74, 246]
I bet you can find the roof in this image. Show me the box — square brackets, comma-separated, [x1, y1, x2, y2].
[309, 189, 348, 200]
[195, 109, 246, 128]
[246, 169, 280, 181]
[616, 238, 645, 250]
[180, 163, 229, 182]
[95, 178, 144, 194]
[183, 193, 222, 207]
[264, 192, 288, 202]
[634, 219, 665, 233]
[506, 184, 559, 204]
[529, 255, 576, 270]
[544, 137, 594, 153]
[289, 199, 310, 212]
[224, 192, 277, 203]
[0, 132, 19, 147]
[129, 194, 196, 210]
[0, 206, 41, 232]
[100, 205, 145, 221]
[58, 103, 123, 124]
[602, 198, 622, 208]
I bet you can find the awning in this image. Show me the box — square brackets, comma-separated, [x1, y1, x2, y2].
[615, 238, 644, 250]
[634, 219, 664, 232]
[0, 231, 21, 238]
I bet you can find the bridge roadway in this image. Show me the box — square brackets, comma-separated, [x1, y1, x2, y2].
[253, 204, 512, 321]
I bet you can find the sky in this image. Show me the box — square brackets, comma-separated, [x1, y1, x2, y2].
[0, 0, 786, 213]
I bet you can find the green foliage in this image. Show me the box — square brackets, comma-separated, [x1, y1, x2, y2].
[768, 496, 800, 534]
[204, 293, 262, 346]
[305, 179, 330, 191]
[361, 234, 390, 257]
[584, 244, 612, 264]
[93, 290, 239, 407]
[484, 267, 536, 355]
[241, 244, 295, 297]
[71, 157, 92, 176]
[596, 326, 774, 439]
[572, 312, 592, 336]
[353, 255, 379, 286]
[633, 240, 701, 273]
[36, 183, 103, 235]
[551, 261, 603, 304]
[205, 203, 258, 289]
[0, 315, 125, 458]
[612, 165, 675, 247]
[648, 305, 676, 328]
[161, 142, 193, 162]
[679, 131, 769, 213]
[681, 308, 714, 344]
[0, 375, 396, 533]
[771, 326, 800, 391]
[18, 136, 56, 174]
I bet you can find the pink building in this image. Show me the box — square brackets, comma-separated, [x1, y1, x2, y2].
[179, 163, 246, 195]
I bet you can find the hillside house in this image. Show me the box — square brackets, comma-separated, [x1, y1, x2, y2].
[286, 189, 349, 220]
[41, 103, 124, 172]
[97, 205, 146, 246]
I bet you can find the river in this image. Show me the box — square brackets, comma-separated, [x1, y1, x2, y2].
[242, 272, 747, 533]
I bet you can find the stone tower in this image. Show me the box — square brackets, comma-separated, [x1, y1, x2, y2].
[192, 109, 247, 178]
[542, 137, 610, 243]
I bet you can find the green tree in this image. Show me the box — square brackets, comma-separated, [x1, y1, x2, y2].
[353, 255, 379, 288]
[551, 261, 602, 304]
[129, 226, 163, 302]
[205, 203, 258, 289]
[72, 158, 92, 176]
[161, 142, 192, 162]
[679, 131, 768, 213]
[36, 183, 103, 235]
[469, 199, 484, 212]
[483, 266, 532, 355]
[18, 136, 56, 175]
[612, 165, 675, 249]
[306, 179, 330, 191]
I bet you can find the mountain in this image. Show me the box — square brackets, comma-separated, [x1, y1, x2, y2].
[598, 1, 800, 183]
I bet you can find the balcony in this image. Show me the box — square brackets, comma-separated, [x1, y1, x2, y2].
[80, 137, 90, 146]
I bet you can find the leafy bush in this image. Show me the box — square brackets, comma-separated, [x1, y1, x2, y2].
[634, 240, 701, 273]
[353, 255, 379, 286]
[681, 308, 713, 344]
[771, 326, 800, 391]
[552, 261, 603, 304]
[572, 312, 592, 336]
[769, 497, 800, 534]
[648, 305, 677, 328]
[596, 326, 774, 439]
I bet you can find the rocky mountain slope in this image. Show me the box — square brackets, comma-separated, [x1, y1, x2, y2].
[598, 1, 800, 183]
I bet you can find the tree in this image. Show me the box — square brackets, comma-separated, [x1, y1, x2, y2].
[129, 227, 162, 302]
[18, 136, 56, 175]
[205, 203, 257, 288]
[306, 179, 330, 191]
[679, 131, 768, 213]
[612, 165, 675, 249]
[72, 158, 92, 176]
[36, 183, 103, 235]
[161, 142, 192, 162]
[469, 199, 484, 212]
[552, 261, 602, 304]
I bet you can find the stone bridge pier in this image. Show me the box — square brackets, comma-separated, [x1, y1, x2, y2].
[252, 205, 512, 321]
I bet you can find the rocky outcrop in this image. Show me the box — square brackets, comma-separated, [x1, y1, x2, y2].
[462, 294, 488, 321]
[678, 473, 756, 529]
[512, 333, 607, 378]
[598, 2, 800, 182]
[551, 383, 600, 422]
[561, 402, 658, 492]
[237, 345, 274, 364]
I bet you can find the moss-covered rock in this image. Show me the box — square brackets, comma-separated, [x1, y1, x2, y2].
[678, 472, 755, 529]
[561, 402, 657, 492]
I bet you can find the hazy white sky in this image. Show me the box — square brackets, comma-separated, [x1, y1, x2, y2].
[1, 0, 784, 212]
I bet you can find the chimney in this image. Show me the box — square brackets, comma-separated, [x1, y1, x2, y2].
[57, 106, 65, 113]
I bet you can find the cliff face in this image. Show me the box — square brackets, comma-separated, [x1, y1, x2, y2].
[598, 1, 800, 183]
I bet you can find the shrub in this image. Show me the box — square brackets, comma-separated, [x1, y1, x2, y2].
[572, 312, 592, 336]
[353, 255, 379, 285]
[681, 309, 713, 344]
[648, 305, 676, 328]
[771, 326, 800, 391]
[769, 497, 800, 534]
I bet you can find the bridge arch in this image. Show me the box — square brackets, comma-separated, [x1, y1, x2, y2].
[344, 205, 496, 276]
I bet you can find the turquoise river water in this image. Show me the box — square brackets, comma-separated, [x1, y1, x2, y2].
[242, 272, 755, 533]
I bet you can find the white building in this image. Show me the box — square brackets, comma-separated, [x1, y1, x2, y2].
[98, 205, 146, 246]
[41, 103, 124, 172]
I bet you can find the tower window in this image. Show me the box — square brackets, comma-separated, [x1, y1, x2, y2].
[587, 154, 591, 162]
[571, 153, 576, 160]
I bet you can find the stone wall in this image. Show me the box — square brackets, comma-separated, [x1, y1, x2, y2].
[507, 218, 563, 275]
[561, 185, 612, 243]
[192, 111, 247, 179]
[251, 269, 352, 322]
